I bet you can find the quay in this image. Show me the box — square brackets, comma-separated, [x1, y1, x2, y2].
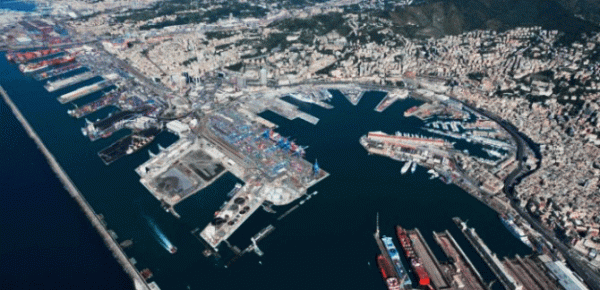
[433, 230, 489, 290]
[58, 80, 111, 104]
[0, 85, 151, 290]
[454, 217, 521, 290]
[408, 228, 451, 289]
[45, 71, 97, 92]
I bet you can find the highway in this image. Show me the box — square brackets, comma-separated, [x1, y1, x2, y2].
[454, 98, 600, 290]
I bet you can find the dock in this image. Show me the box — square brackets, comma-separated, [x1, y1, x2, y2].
[0, 85, 150, 290]
[434, 230, 489, 290]
[408, 228, 451, 289]
[58, 80, 111, 104]
[454, 217, 521, 290]
[502, 255, 561, 290]
[45, 71, 97, 92]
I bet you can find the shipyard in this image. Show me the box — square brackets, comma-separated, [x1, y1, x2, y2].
[373, 216, 579, 290]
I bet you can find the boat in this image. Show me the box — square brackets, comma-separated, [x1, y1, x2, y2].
[19, 55, 75, 73]
[168, 245, 178, 254]
[377, 255, 402, 290]
[382, 236, 413, 287]
[396, 226, 431, 287]
[427, 169, 439, 179]
[500, 215, 533, 248]
[401, 161, 412, 175]
[410, 162, 417, 174]
[6, 48, 61, 63]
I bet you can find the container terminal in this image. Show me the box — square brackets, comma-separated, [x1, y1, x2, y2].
[433, 230, 489, 290]
[57, 79, 112, 104]
[44, 71, 97, 92]
[33, 63, 83, 81]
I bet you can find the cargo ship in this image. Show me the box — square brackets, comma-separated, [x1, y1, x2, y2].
[68, 92, 118, 118]
[19, 55, 75, 73]
[33, 63, 82, 81]
[500, 215, 533, 248]
[98, 128, 160, 165]
[382, 236, 413, 287]
[6, 48, 61, 63]
[396, 225, 431, 287]
[377, 254, 402, 290]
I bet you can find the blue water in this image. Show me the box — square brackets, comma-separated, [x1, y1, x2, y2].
[0, 0, 35, 12]
[0, 90, 133, 289]
[0, 50, 531, 290]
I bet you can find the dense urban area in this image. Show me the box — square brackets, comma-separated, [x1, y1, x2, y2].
[2, 1, 600, 290]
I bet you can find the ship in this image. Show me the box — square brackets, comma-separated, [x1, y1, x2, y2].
[396, 225, 431, 286]
[401, 161, 412, 175]
[377, 255, 402, 290]
[382, 236, 413, 287]
[411, 162, 417, 174]
[19, 55, 75, 73]
[500, 215, 533, 248]
[33, 63, 82, 81]
[6, 48, 61, 63]
[145, 215, 178, 254]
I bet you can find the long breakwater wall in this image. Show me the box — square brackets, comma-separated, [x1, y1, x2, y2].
[0, 85, 149, 290]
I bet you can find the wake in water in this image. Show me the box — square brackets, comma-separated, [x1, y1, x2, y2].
[144, 215, 177, 254]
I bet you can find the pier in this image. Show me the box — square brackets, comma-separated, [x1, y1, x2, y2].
[454, 217, 522, 290]
[434, 230, 489, 290]
[408, 228, 451, 289]
[58, 80, 111, 104]
[45, 71, 97, 92]
[0, 85, 150, 290]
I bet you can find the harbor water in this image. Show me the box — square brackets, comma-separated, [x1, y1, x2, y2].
[0, 51, 530, 290]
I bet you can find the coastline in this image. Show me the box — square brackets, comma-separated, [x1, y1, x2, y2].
[0, 85, 149, 290]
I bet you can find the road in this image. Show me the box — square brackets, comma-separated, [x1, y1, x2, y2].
[454, 99, 600, 290]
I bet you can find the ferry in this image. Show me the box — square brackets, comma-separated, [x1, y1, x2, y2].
[500, 215, 533, 248]
[401, 161, 412, 174]
[382, 236, 413, 287]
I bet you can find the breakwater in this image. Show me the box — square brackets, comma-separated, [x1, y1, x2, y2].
[0, 85, 149, 290]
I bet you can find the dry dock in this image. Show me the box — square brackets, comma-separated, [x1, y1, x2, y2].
[0, 85, 150, 290]
[45, 71, 97, 92]
[408, 228, 451, 289]
[454, 217, 521, 290]
[434, 230, 489, 290]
